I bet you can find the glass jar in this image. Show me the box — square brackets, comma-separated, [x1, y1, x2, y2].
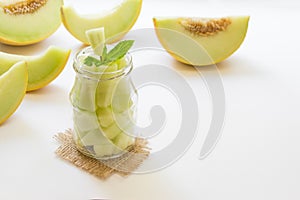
[70, 46, 137, 160]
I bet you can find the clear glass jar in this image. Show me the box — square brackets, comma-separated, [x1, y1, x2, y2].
[70, 46, 137, 160]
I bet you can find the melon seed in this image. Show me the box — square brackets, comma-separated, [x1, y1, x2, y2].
[179, 17, 232, 37]
[3, 0, 47, 15]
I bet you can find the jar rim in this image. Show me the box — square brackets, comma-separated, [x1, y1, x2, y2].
[73, 46, 133, 80]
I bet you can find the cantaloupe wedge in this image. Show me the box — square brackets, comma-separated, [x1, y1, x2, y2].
[61, 0, 142, 44]
[0, 0, 63, 46]
[153, 16, 250, 66]
[0, 46, 70, 91]
[0, 61, 27, 125]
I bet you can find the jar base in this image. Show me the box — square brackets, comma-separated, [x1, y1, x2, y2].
[75, 141, 126, 161]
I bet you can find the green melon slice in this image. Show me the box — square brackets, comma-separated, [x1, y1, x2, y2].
[0, 46, 70, 91]
[61, 0, 142, 44]
[0, 0, 63, 46]
[153, 16, 250, 66]
[0, 61, 27, 125]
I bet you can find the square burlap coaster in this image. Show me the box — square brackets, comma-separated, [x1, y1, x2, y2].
[54, 129, 150, 180]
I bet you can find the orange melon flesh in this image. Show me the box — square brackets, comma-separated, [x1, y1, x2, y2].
[61, 0, 142, 44]
[153, 16, 250, 66]
[0, 61, 27, 125]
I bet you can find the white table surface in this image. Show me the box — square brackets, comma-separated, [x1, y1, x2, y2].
[1, 0, 300, 199]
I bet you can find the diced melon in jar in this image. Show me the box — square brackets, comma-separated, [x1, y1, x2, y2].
[96, 106, 115, 128]
[96, 78, 119, 107]
[97, 106, 134, 127]
[111, 77, 134, 112]
[112, 94, 134, 113]
[101, 112, 135, 140]
[70, 76, 98, 112]
[93, 144, 123, 158]
[113, 132, 135, 150]
[101, 122, 124, 140]
[80, 128, 111, 146]
[73, 109, 100, 135]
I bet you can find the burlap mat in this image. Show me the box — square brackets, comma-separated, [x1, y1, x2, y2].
[54, 129, 150, 180]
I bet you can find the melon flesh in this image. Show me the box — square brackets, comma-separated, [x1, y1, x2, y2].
[70, 55, 136, 159]
[153, 16, 250, 66]
[0, 61, 27, 125]
[61, 0, 142, 44]
[0, 0, 63, 45]
[0, 46, 70, 91]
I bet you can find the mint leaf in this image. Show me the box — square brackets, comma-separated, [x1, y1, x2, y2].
[83, 40, 134, 67]
[106, 40, 134, 62]
[102, 45, 108, 61]
[84, 56, 102, 67]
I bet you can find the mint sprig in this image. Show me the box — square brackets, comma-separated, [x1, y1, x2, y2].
[84, 40, 134, 67]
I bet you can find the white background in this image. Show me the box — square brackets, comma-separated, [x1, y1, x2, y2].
[1, 0, 300, 199]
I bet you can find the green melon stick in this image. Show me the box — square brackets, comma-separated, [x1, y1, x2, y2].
[96, 65, 133, 109]
[70, 26, 106, 112]
[70, 76, 98, 112]
[95, 57, 130, 108]
[86, 27, 105, 57]
[110, 76, 135, 113]
[95, 65, 120, 108]
[70, 27, 108, 112]
[85, 31, 128, 108]
[96, 106, 115, 128]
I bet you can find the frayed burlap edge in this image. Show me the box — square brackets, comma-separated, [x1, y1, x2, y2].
[54, 129, 150, 180]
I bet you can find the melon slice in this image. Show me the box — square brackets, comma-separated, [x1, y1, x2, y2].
[153, 16, 250, 66]
[61, 0, 142, 44]
[0, 46, 70, 91]
[0, 61, 27, 125]
[0, 0, 63, 46]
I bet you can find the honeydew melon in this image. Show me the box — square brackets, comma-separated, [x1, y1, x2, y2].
[70, 46, 136, 159]
[70, 76, 98, 112]
[0, 61, 27, 125]
[101, 122, 124, 140]
[96, 78, 118, 108]
[0, 0, 63, 46]
[113, 132, 134, 150]
[93, 144, 123, 158]
[73, 109, 100, 134]
[96, 106, 115, 128]
[74, 126, 123, 157]
[61, 0, 142, 44]
[0, 46, 70, 91]
[97, 106, 133, 128]
[153, 16, 250, 66]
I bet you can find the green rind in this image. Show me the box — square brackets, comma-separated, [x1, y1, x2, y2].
[153, 16, 250, 66]
[0, 61, 27, 125]
[0, 0, 63, 46]
[61, 0, 142, 44]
